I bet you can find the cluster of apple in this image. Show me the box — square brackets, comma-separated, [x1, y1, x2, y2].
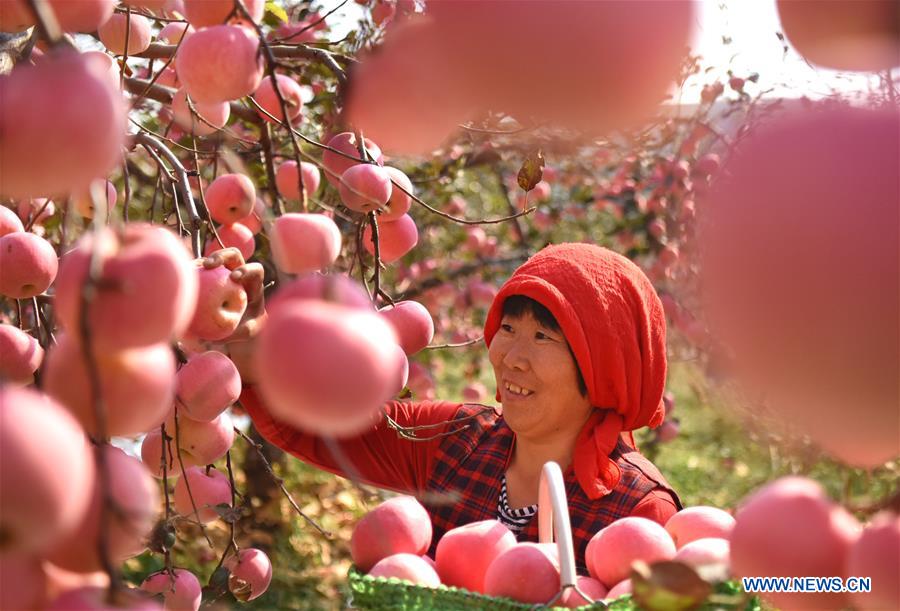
[350, 495, 735, 607]
[353, 487, 898, 610]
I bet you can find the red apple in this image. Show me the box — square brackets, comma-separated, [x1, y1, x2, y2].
[729, 476, 861, 610]
[368, 553, 440, 586]
[176, 351, 241, 421]
[846, 511, 899, 611]
[362, 213, 418, 263]
[140, 569, 202, 611]
[0, 323, 43, 384]
[254, 300, 402, 436]
[224, 548, 272, 602]
[351, 496, 432, 572]
[71, 180, 117, 220]
[378, 300, 434, 355]
[187, 265, 248, 341]
[182, 0, 265, 27]
[275, 160, 321, 201]
[665, 506, 735, 549]
[673, 537, 730, 570]
[98, 13, 152, 55]
[253, 74, 305, 123]
[44, 335, 176, 437]
[0, 50, 126, 199]
[205, 174, 255, 225]
[173, 466, 232, 523]
[776, 0, 900, 71]
[435, 520, 517, 593]
[561, 575, 608, 608]
[586, 517, 676, 587]
[270, 213, 342, 274]
[0, 231, 58, 298]
[322, 132, 384, 187]
[0, 387, 95, 556]
[484, 542, 560, 604]
[338, 164, 393, 213]
[172, 89, 230, 136]
[380, 166, 413, 221]
[175, 25, 264, 103]
[204, 223, 255, 260]
[54, 223, 198, 350]
[0, 205, 24, 236]
[48, 446, 159, 573]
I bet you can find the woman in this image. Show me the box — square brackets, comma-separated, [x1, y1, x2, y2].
[218, 242, 680, 572]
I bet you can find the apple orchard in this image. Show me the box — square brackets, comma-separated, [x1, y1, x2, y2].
[0, 1, 898, 610]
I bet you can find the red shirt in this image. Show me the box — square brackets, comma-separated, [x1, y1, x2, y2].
[241, 387, 681, 572]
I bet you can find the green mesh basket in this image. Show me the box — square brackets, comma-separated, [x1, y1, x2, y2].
[346, 463, 759, 611]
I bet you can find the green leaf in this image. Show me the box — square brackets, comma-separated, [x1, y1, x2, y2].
[517, 149, 544, 192]
[265, 1, 289, 23]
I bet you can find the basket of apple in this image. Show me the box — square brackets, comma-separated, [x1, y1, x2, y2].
[346, 462, 756, 610]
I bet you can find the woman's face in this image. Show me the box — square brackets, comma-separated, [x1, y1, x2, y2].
[488, 310, 593, 440]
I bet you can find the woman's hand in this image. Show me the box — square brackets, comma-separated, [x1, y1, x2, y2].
[197, 248, 267, 383]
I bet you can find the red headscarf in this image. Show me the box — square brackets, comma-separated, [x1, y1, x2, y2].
[483, 243, 667, 500]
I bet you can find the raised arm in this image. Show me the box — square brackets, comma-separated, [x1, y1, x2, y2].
[240, 385, 464, 493]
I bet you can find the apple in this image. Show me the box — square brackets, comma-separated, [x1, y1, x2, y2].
[204, 223, 255, 260]
[322, 132, 384, 187]
[351, 496, 432, 572]
[0, 50, 126, 199]
[254, 300, 402, 436]
[48, 446, 160, 573]
[54, 223, 198, 350]
[186, 264, 248, 341]
[729, 476, 861, 610]
[44, 335, 176, 438]
[0, 231, 58, 299]
[435, 520, 517, 593]
[175, 25, 264, 103]
[266, 273, 374, 316]
[0, 205, 23, 236]
[846, 511, 899, 610]
[182, 0, 265, 27]
[699, 106, 899, 467]
[776, 0, 900, 71]
[368, 553, 441, 586]
[98, 13, 152, 55]
[71, 180, 117, 220]
[270, 213, 342, 274]
[158, 21, 195, 44]
[275, 160, 321, 201]
[0, 387, 95, 556]
[561, 575, 608, 608]
[176, 351, 241, 421]
[224, 548, 272, 602]
[0, 323, 43, 384]
[205, 174, 255, 225]
[164, 410, 235, 468]
[0, 0, 115, 33]
[605, 578, 632, 601]
[362, 214, 418, 263]
[140, 569, 202, 611]
[379, 167, 414, 221]
[585, 517, 676, 587]
[484, 542, 560, 604]
[673, 537, 730, 570]
[0, 554, 47, 610]
[665, 506, 735, 549]
[253, 74, 305, 123]
[338, 164, 393, 213]
[173, 466, 232, 523]
[378, 300, 434, 355]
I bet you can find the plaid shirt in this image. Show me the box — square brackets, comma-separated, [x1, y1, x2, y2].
[241, 389, 681, 574]
[425, 404, 681, 572]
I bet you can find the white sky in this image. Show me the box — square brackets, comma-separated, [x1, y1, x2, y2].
[684, 0, 887, 103]
[327, 0, 891, 105]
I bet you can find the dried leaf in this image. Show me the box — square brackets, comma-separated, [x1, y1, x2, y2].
[517, 150, 544, 192]
[630, 560, 712, 611]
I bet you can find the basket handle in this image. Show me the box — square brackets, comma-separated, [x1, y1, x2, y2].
[537, 461, 578, 589]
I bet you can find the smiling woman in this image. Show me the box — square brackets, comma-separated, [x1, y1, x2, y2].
[239, 243, 681, 573]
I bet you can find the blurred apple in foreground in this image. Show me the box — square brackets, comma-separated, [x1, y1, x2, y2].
[699, 106, 899, 467]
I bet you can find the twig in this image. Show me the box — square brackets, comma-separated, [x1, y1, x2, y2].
[172, 405, 214, 547]
[134, 133, 203, 257]
[424, 336, 484, 350]
[232, 424, 332, 537]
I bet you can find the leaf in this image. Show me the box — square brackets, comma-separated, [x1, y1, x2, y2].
[265, 1, 289, 23]
[630, 560, 712, 611]
[517, 150, 544, 192]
